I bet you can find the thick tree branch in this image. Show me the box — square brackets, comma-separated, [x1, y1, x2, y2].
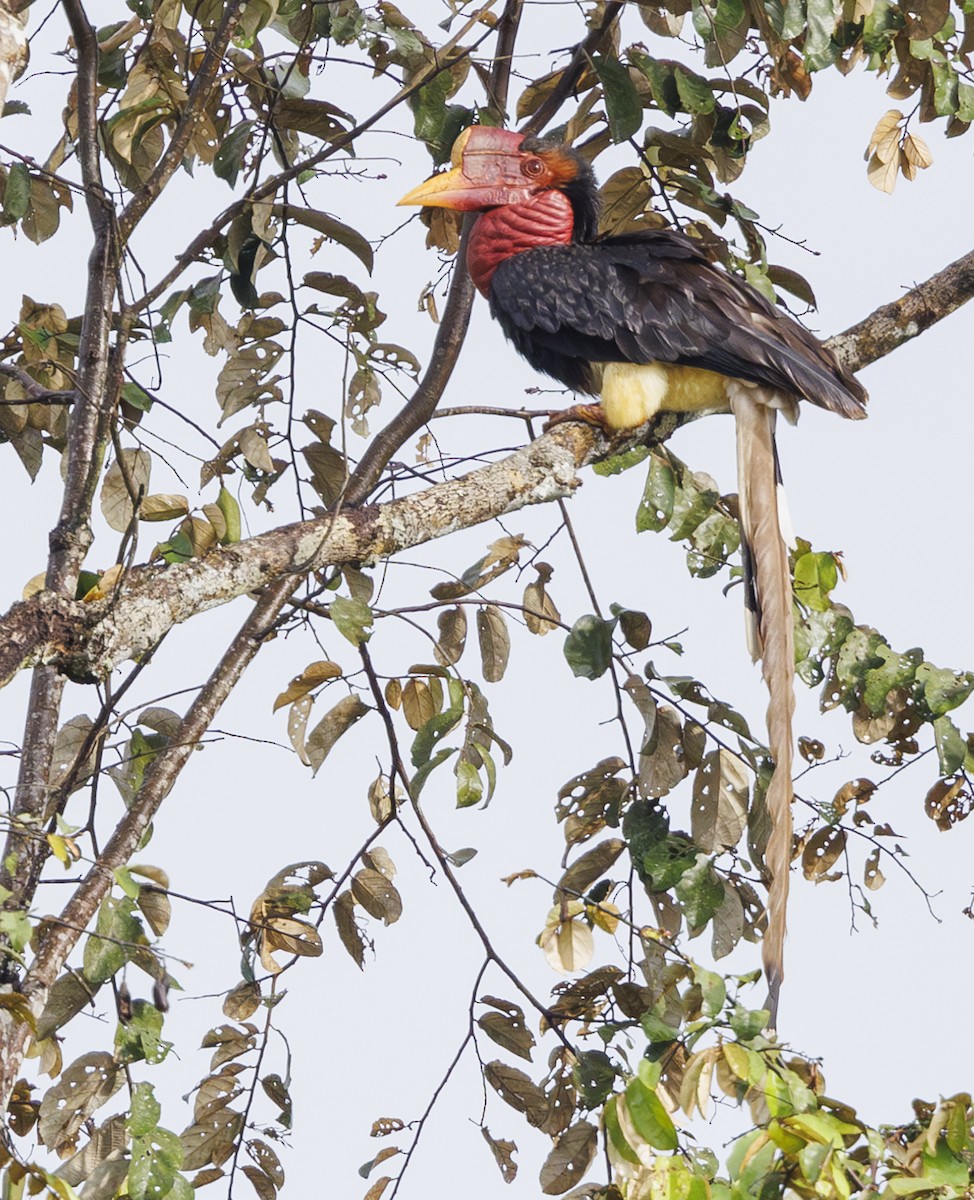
[0, 577, 296, 1107]
[2, 243, 973, 692]
[826, 246, 974, 373]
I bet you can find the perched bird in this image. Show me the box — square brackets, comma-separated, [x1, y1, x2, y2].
[399, 126, 867, 1025]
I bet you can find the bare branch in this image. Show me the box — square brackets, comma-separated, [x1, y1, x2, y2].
[827, 246, 974, 374]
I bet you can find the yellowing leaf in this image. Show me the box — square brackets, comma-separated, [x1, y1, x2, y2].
[867, 109, 902, 160]
[82, 563, 124, 602]
[402, 679, 437, 731]
[273, 661, 342, 711]
[539, 912, 594, 975]
[867, 150, 899, 193]
[100, 448, 151, 532]
[140, 493, 190, 521]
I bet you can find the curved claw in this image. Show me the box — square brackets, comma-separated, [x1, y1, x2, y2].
[543, 402, 610, 433]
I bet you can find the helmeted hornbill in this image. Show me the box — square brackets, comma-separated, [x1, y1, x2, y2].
[399, 126, 867, 1026]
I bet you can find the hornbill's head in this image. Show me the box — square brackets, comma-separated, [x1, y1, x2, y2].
[398, 127, 598, 237]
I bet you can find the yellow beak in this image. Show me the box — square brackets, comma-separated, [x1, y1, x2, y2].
[397, 166, 472, 211]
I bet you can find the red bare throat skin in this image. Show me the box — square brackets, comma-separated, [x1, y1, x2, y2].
[467, 190, 575, 295]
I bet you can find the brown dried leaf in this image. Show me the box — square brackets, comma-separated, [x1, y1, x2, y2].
[691, 750, 748, 852]
[100, 448, 151, 533]
[259, 916, 323, 973]
[477, 998, 535, 1062]
[524, 574, 561, 635]
[402, 679, 437, 731]
[334, 889, 367, 967]
[867, 109, 903, 160]
[351, 868, 402, 925]
[273, 661, 342, 711]
[38, 1053, 122, 1151]
[902, 131, 933, 169]
[306, 694, 370, 774]
[801, 826, 847, 880]
[481, 1126, 518, 1183]
[539, 1120, 598, 1195]
[137, 886, 171, 936]
[925, 777, 970, 830]
[434, 605, 467, 665]
[484, 1062, 549, 1127]
[477, 604, 510, 683]
[223, 981, 261, 1022]
[539, 910, 594, 975]
[867, 149, 899, 193]
[181, 1107, 245, 1171]
[556, 839, 626, 900]
[55, 1114, 128, 1187]
[863, 847, 886, 891]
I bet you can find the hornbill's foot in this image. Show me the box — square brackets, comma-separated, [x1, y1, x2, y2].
[543, 402, 610, 433]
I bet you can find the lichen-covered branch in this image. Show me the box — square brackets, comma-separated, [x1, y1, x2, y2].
[826, 246, 974, 373]
[0, 240, 972, 693]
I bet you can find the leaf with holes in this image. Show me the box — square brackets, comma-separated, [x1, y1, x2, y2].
[802, 826, 847, 880]
[39, 1053, 123, 1151]
[478, 997, 535, 1062]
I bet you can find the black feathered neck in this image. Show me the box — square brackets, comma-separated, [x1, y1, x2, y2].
[521, 138, 600, 244]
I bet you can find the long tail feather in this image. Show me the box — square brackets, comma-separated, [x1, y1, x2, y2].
[729, 386, 795, 1031]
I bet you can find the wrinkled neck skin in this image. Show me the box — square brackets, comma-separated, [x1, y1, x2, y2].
[466, 189, 575, 295]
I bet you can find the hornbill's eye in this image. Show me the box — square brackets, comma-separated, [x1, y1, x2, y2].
[521, 156, 545, 179]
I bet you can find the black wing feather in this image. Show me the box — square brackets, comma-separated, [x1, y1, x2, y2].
[488, 231, 867, 418]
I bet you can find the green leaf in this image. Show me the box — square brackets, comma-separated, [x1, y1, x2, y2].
[116, 1001, 170, 1065]
[84, 896, 145, 985]
[794, 551, 838, 612]
[564, 614, 614, 680]
[3, 162, 30, 222]
[625, 1076, 679, 1150]
[574, 1050, 617, 1108]
[916, 662, 974, 716]
[640, 1010, 680, 1043]
[592, 53, 643, 142]
[412, 677, 464, 767]
[603, 1095, 641, 1164]
[675, 855, 725, 931]
[805, 0, 841, 68]
[959, 82, 974, 122]
[629, 51, 680, 117]
[129, 1081, 162, 1137]
[455, 758, 483, 808]
[121, 381, 153, 412]
[637, 452, 676, 532]
[0, 909, 31, 955]
[674, 67, 716, 113]
[693, 965, 726, 1016]
[410, 746, 456, 800]
[593, 445, 649, 476]
[934, 715, 967, 775]
[213, 121, 254, 188]
[330, 596, 373, 645]
[729, 1003, 770, 1041]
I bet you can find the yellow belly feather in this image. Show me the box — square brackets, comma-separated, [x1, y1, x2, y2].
[600, 361, 731, 431]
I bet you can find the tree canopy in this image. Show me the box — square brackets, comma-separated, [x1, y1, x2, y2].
[0, 1, 972, 1198]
